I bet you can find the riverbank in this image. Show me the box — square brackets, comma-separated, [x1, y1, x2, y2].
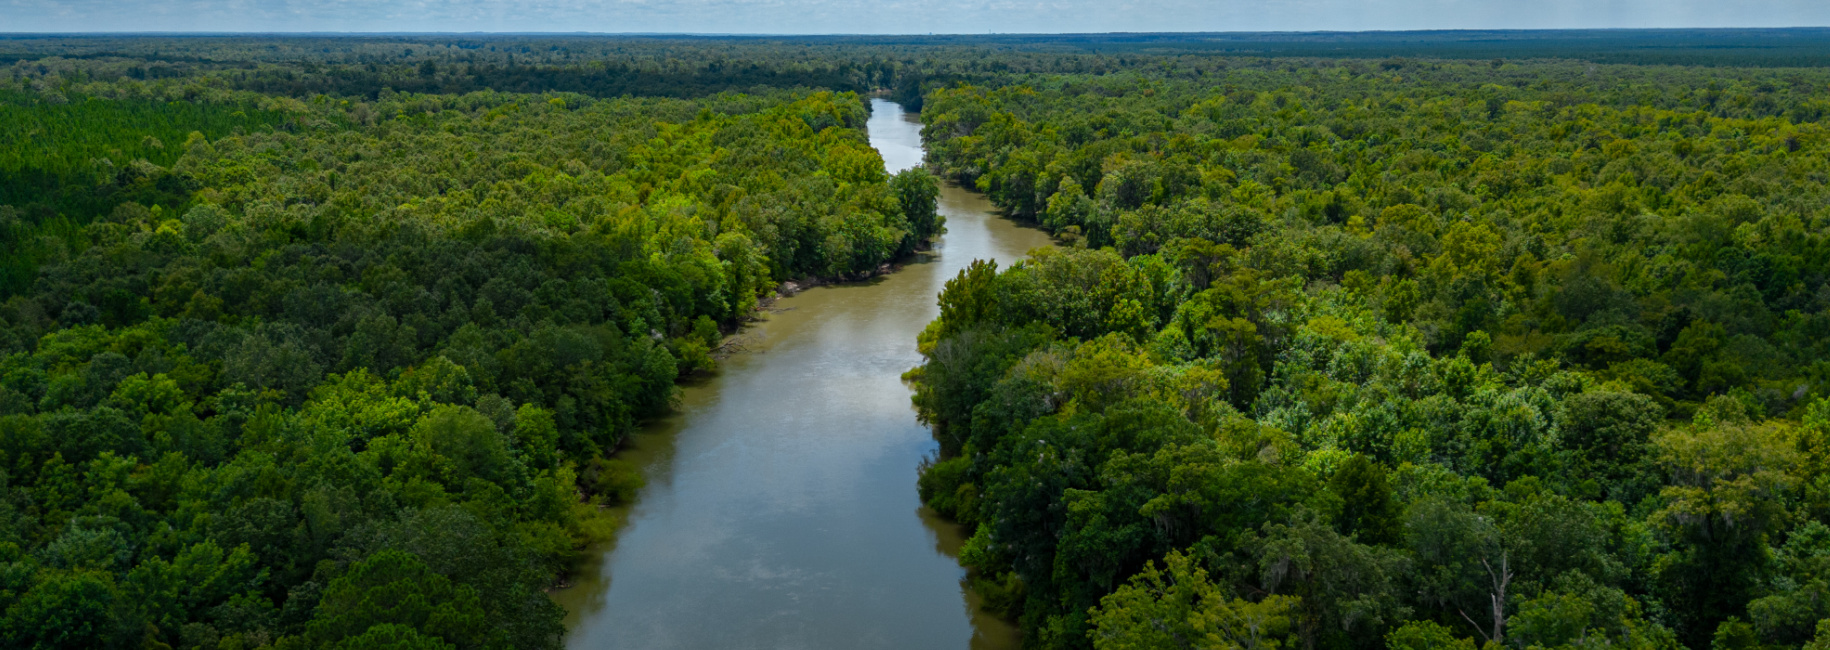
[554, 98, 1051, 650]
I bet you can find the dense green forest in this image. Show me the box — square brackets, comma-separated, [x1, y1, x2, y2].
[8, 31, 1830, 650]
[0, 57, 939, 647]
[909, 56, 1830, 650]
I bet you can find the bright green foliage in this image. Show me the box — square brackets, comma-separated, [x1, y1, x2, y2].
[1386, 620, 1477, 650]
[1805, 620, 1830, 650]
[1509, 573, 1678, 649]
[922, 67, 1830, 411]
[0, 91, 295, 295]
[908, 54, 1830, 650]
[1089, 550, 1298, 650]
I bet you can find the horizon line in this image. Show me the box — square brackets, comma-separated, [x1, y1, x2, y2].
[7, 26, 1830, 38]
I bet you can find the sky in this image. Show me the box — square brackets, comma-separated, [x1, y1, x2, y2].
[4, 0, 1829, 34]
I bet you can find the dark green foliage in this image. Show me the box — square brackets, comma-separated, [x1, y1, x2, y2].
[299, 550, 487, 648]
[1329, 455, 1400, 546]
[0, 44, 944, 649]
[3, 570, 129, 649]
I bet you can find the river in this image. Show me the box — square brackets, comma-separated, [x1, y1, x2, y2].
[553, 98, 1055, 649]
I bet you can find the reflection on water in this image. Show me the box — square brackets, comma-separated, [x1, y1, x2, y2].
[554, 99, 1052, 650]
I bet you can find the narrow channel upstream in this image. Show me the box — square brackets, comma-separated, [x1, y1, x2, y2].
[554, 99, 1055, 649]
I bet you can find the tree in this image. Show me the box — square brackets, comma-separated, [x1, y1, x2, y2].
[1502, 492, 1621, 589]
[1384, 620, 1476, 650]
[890, 167, 943, 242]
[2, 571, 126, 649]
[1089, 550, 1297, 650]
[512, 405, 560, 471]
[1559, 390, 1662, 486]
[1804, 619, 1830, 650]
[302, 550, 488, 649]
[1328, 455, 1399, 546]
[1253, 511, 1408, 650]
[1748, 521, 1830, 645]
[1403, 498, 1512, 646]
[409, 406, 513, 487]
[330, 623, 458, 650]
[1507, 573, 1676, 649]
[124, 540, 263, 645]
[1650, 422, 1799, 647]
[935, 259, 1001, 339]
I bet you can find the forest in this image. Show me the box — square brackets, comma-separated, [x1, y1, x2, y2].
[0, 47, 940, 648]
[910, 55, 1830, 650]
[4, 30, 1830, 650]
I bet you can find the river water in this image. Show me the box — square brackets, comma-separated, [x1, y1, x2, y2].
[554, 99, 1054, 650]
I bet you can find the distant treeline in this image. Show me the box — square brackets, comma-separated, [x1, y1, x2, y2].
[10, 29, 1830, 110]
[11, 29, 1830, 65]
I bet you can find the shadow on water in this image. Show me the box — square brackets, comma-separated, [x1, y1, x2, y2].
[553, 98, 1048, 650]
[917, 505, 1024, 650]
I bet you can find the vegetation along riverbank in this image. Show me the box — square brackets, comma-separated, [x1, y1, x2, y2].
[908, 55, 1830, 650]
[5, 31, 1830, 649]
[0, 45, 940, 648]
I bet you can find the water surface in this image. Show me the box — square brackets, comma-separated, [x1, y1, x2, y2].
[556, 99, 1053, 650]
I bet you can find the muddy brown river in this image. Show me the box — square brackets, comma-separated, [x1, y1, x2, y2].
[554, 99, 1054, 649]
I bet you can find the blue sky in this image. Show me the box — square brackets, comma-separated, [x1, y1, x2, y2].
[5, 0, 1828, 34]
